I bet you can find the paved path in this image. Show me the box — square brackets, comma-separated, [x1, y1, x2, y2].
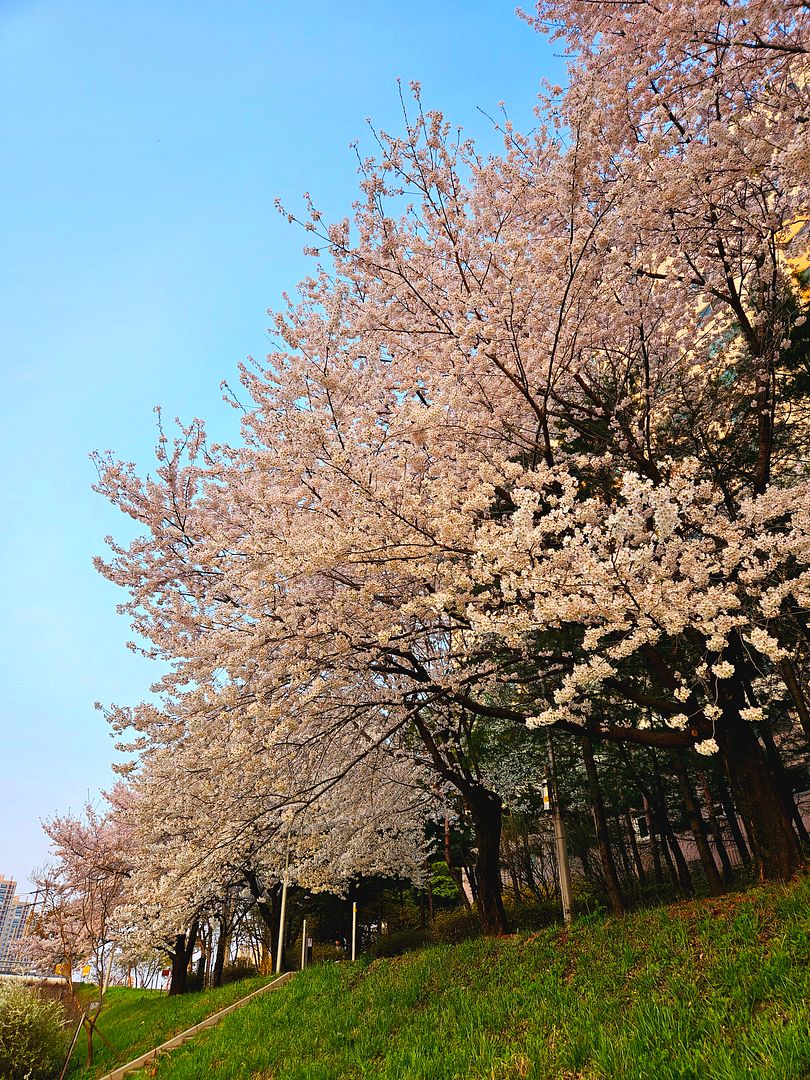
[98, 972, 294, 1080]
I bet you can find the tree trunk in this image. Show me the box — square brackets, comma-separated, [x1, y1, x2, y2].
[779, 658, 810, 738]
[719, 706, 801, 880]
[212, 917, 229, 988]
[244, 871, 279, 962]
[575, 831, 593, 878]
[168, 935, 187, 997]
[467, 786, 510, 935]
[650, 751, 694, 895]
[658, 825, 679, 890]
[613, 812, 635, 887]
[168, 922, 198, 996]
[663, 829, 694, 895]
[581, 735, 625, 914]
[754, 720, 809, 845]
[698, 770, 734, 883]
[624, 808, 647, 886]
[713, 771, 752, 867]
[673, 755, 724, 895]
[84, 1017, 94, 1068]
[643, 795, 664, 885]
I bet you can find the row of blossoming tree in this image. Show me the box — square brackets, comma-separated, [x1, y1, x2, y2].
[43, 0, 810, 961]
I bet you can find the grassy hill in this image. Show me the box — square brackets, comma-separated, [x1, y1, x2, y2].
[65, 975, 273, 1077]
[78, 876, 808, 1080]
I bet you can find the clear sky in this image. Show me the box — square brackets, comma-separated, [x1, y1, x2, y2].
[0, 0, 564, 892]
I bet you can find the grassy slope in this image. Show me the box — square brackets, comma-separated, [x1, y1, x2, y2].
[85, 877, 808, 1080]
[66, 975, 273, 1078]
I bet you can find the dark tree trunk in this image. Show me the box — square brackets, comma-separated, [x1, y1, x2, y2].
[663, 829, 694, 895]
[650, 751, 694, 895]
[673, 755, 724, 895]
[467, 786, 510, 935]
[244, 871, 279, 962]
[754, 720, 809, 845]
[168, 921, 198, 996]
[624, 808, 647, 886]
[613, 812, 635, 886]
[212, 917, 229, 988]
[713, 771, 752, 867]
[643, 795, 664, 885]
[169, 935, 187, 996]
[779, 658, 810, 738]
[575, 832, 593, 878]
[698, 770, 735, 882]
[581, 736, 625, 914]
[658, 825, 680, 890]
[719, 705, 801, 880]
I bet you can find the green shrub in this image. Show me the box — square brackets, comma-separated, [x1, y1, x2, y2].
[0, 981, 69, 1080]
[368, 928, 429, 959]
[310, 943, 345, 965]
[221, 958, 258, 985]
[570, 876, 608, 916]
[431, 907, 482, 944]
[504, 899, 559, 931]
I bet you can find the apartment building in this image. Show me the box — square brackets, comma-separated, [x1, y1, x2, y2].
[0, 875, 30, 974]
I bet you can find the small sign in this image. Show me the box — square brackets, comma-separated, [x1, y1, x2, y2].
[82, 965, 91, 977]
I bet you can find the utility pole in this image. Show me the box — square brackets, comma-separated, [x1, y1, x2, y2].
[547, 738, 573, 925]
[351, 901, 357, 961]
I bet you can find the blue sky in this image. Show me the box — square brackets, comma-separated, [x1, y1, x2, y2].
[0, 1, 563, 892]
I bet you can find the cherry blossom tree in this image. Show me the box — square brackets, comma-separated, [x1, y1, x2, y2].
[94, 0, 809, 939]
[107, 688, 438, 979]
[26, 802, 131, 1065]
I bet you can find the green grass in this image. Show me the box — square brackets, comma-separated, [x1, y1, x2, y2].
[65, 975, 273, 1077]
[75, 877, 809, 1080]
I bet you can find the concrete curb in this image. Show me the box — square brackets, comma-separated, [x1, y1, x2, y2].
[98, 972, 294, 1080]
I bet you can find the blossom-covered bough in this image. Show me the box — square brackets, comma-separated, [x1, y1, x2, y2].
[94, 0, 809, 936]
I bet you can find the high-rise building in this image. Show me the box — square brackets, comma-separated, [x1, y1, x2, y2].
[0, 875, 31, 974]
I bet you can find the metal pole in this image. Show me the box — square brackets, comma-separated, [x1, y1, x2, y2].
[351, 901, 357, 961]
[547, 738, 573, 925]
[300, 919, 307, 971]
[275, 874, 288, 973]
[58, 1014, 86, 1080]
[275, 827, 292, 974]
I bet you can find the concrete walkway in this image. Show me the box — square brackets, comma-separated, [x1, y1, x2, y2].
[98, 972, 294, 1080]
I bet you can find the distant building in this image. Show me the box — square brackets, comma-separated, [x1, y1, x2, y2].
[0, 875, 31, 974]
